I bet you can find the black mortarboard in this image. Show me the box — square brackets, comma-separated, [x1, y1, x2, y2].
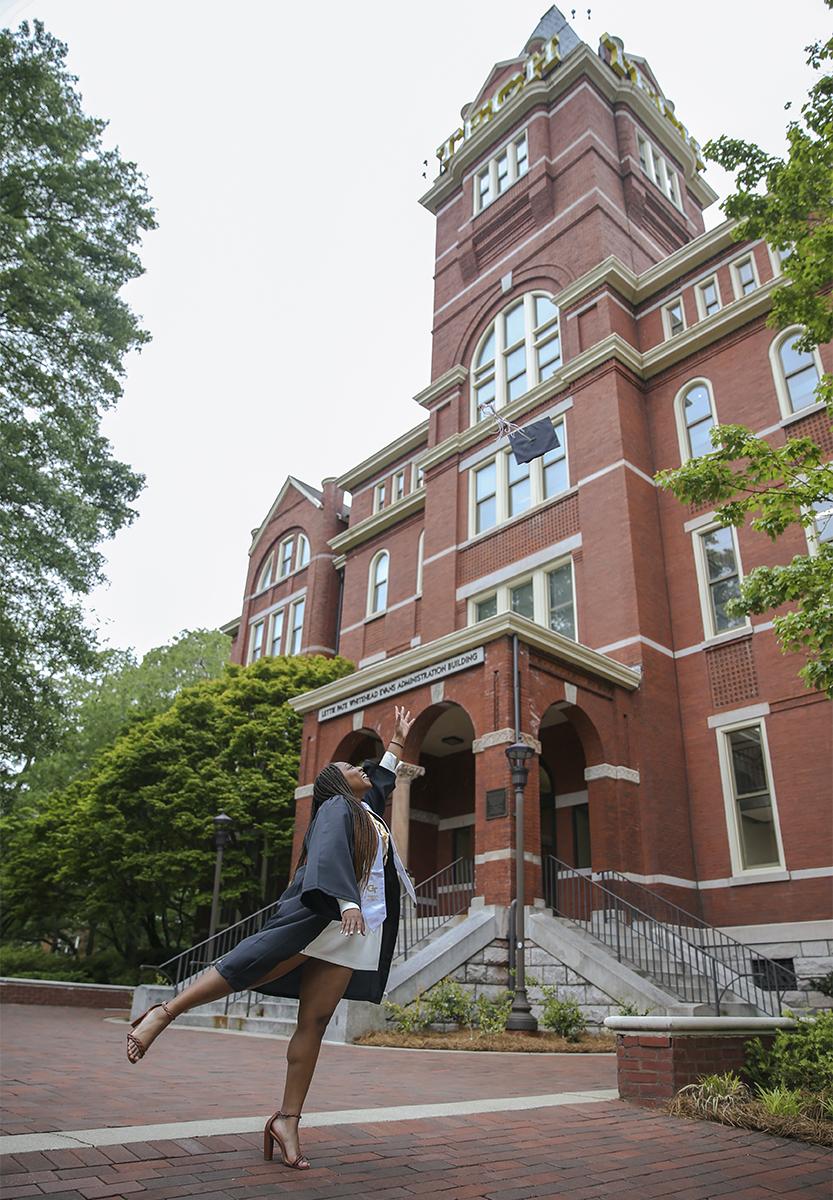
[508, 417, 560, 465]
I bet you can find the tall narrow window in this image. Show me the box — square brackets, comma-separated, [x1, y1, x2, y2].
[278, 538, 293, 579]
[510, 579, 535, 620]
[507, 454, 531, 517]
[662, 298, 685, 338]
[296, 534, 310, 570]
[474, 131, 530, 214]
[542, 423, 568, 497]
[725, 726, 781, 870]
[547, 562, 575, 638]
[393, 471, 405, 502]
[413, 462, 425, 489]
[270, 609, 284, 656]
[416, 530, 425, 595]
[256, 555, 273, 592]
[807, 496, 833, 553]
[288, 598, 305, 655]
[732, 256, 758, 297]
[374, 481, 386, 512]
[472, 292, 561, 419]
[779, 335, 819, 412]
[474, 461, 498, 533]
[636, 134, 681, 208]
[696, 277, 721, 319]
[682, 382, 716, 459]
[698, 526, 745, 635]
[250, 620, 264, 662]
[368, 551, 389, 615]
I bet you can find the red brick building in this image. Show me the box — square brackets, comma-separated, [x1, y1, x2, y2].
[226, 9, 832, 974]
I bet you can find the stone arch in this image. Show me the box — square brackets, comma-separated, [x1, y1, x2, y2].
[329, 727, 384, 767]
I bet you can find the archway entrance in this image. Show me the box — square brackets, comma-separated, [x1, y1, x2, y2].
[406, 703, 476, 885]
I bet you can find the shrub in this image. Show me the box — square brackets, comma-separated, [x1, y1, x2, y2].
[809, 972, 833, 998]
[474, 991, 514, 1034]
[745, 1010, 833, 1096]
[755, 1085, 809, 1117]
[616, 1001, 653, 1016]
[423, 978, 474, 1027]
[383, 996, 429, 1034]
[538, 987, 586, 1040]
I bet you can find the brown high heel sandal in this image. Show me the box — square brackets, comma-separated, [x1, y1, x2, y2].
[126, 1000, 177, 1064]
[263, 1110, 310, 1169]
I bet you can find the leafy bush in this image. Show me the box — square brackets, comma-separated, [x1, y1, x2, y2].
[0, 943, 166, 986]
[474, 991, 513, 1034]
[383, 996, 429, 1034]
[809, 972, 833, 998]
[423, 978, 474, 1027]
[755, 1085, 809, 1117]
[538, 987, 587, 1040]
[616, 1000, 653, 1016]
[745, 1010, 833, 1095]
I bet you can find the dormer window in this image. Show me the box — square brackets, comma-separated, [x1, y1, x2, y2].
[474, 131, 529, 215]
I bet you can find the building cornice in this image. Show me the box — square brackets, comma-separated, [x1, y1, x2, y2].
[328, 488, 426, 555]
[414, 364, 469, 409]
[554, 256, 640, 310]
[419, 45, 716, 216]
[336, 421, 429, 492]
[288, 611, 641, 716]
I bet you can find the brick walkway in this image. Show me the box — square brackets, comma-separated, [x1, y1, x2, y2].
[1, 1005, 831, 1199]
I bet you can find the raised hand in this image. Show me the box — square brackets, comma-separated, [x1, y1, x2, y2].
[393, 704, 414, 744]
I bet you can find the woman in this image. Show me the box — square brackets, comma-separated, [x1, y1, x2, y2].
[125, 705, 416, 1172]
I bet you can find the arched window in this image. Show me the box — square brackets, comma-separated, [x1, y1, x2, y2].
[256, 554, 274, 592]
[770, 329, 821, 416]
[416, 530, 425, 595]
[472, 292, 562, 421]
[676, 379, 718, 461]
[368, 550, 389, 615]
[296, 533, 310, 569]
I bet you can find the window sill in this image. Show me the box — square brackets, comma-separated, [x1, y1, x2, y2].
[463, 486, 579, 549]
[702, 624, 753, 649]
[364, 609, 387, 625]
[727, 869, 789, 887]
[780, 399, 827, 429]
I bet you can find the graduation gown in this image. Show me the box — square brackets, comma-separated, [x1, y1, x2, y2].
[214, 762, 402, 1004]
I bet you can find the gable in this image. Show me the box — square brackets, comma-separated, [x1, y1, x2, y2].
[249, 476, 322, 556]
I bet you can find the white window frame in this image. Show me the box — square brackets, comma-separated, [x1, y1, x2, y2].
[270, 608, 285, 656]
[416, 530, 425, 596]
[768, 326, 824, 420]
[248, 619, 265, 663]
[471, 291, 562, 422]
[288, 597, 305, 655]
[412, 461, 425, 490]
[691, 521, 749, 640]
[255, 553, 274, 594]
[636, 133, 682, 209]
[277, 536, 294, 579]
[373, 481, 387, 513]
[729, 253, 760, 300]
[675, 377, 719, 464]
[473, 129, 529, 215]
[767, 242, 794, 277]
[661, 296, 686, 340]
[467, 556, 578, 642]
[295, 533, 310, 571]
[367, 549, 390, 617]
[468, 418, 569, 539]
[392, 470, 406, 503]
[715, 718, 785, 877]
[804, 495, 833, 555]
[694, 275, 722, 321]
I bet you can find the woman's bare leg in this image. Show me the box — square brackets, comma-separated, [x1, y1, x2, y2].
[128, 955, 308, 1058]
[268, 958, 353, 1165]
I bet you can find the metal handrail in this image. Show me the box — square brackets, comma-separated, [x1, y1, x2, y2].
[543, 856, 780, 1016]
[395, 857, 474, 962]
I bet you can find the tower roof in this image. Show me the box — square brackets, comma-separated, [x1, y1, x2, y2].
[523, 5, 583, 58]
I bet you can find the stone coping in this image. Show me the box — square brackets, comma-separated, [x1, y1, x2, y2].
[0, 976, 133, 993]
[604, 1015, 796, 1034]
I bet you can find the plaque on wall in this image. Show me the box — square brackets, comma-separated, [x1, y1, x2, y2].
[486, 788, 507, 819]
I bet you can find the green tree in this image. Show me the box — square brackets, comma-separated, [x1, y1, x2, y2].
[1, 654, 353, 964]
[10, 628, 232, 810]
[655, 8, 833, 695]
[0, 20, 156, 775]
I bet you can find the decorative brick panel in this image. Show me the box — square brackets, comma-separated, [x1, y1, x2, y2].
[706, 636, 758, 707]
[459, 493, 579, 586]
[787, 408, 833, 456]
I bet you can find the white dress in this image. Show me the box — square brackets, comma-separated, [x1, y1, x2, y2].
[301, 757, 395, 970]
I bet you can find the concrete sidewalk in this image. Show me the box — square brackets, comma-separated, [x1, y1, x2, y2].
[1, 1005, 830, 1199]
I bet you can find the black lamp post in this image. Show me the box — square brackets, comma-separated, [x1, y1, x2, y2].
[208, 812, 234, 941]
[505, 742, 538, 1031]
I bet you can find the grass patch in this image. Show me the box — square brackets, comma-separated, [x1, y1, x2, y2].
[666, 1072, 833, 1147]
[353, 1029, 615, 1052]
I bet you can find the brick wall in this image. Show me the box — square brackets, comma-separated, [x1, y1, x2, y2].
[0, 978, 134, 1009]
[616, 1031, 778, 1107]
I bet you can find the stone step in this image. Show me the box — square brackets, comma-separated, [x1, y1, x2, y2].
[175, 1011, 298, 1037]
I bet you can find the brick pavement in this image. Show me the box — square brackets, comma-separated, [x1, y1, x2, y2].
[2, 1005, 831, 1199]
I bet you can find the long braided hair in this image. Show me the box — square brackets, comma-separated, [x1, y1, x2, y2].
[294, 763, 378, 890]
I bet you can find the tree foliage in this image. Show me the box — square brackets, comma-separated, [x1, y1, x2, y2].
[1, 654, 353, 964]
[0, 21, 156, 773]
[655, 5, 833, 695]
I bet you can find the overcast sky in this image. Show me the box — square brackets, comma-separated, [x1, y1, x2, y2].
[2, 0, 825, 657]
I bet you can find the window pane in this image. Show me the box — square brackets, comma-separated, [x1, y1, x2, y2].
[515, 134, 528, 176]
[476, 496, 496, 532]
[812, 498, 833, 544]
[475, 462, 496, 501]
[737, 260, 756, 293]
[684, 384, 711, 427]
[667, 302, 683, 334]
[728, 728, 780, 869]
[476, 594, 498, 621]
[504, 301, 525, 346]
[475, 375, 496, 416]
[507, 371, 528, 402]
[477, 327, 496, 368]
[688, 416, 715, 458]
[702, 527, 737, 582]
[280, 541, 293, 575]
[510, 580, 534, 620]
[478, 169, 491, 205]
[781, 338, 819, 410]
[638, 137, 650, 173]
[496, 152, 509, 193]
[535, 295, 558, 329]
[289, 600, 305, 653]
[548, 565, 575, 638]
[701, 282, 719, 314]
[543, 453, 568, 497]
[508, 456, 531, 516]
[271, 612, 284, 655]
[537, 333, 561, 379]
[297, 536, 310, 568]
[712, 576, 743, 631]
[251, 621, 264, 660]
[505, 344, 526, 380]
